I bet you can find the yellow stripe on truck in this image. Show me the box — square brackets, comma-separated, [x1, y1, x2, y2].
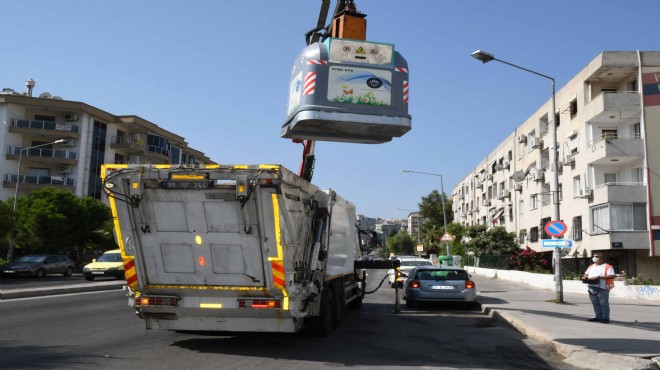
[269, 193, 289, 310]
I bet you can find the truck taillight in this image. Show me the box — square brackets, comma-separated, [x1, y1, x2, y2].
[238, 299, 281, 309]
[135, 295, 178, 307]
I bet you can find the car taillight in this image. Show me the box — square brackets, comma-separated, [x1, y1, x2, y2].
[135, 295, 178, 307]
[465, 280, 475, 289]
[408, 279, 420, 289]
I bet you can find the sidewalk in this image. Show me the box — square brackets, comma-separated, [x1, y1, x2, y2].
[473, 275, 660, 370]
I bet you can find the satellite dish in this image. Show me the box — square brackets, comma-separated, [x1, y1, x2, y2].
[38, 92, 52, 99]
[512, 171, 527, 182]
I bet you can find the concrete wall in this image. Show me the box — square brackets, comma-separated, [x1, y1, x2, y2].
[634, 250, 660, 282]
[466, 266, 660, 302]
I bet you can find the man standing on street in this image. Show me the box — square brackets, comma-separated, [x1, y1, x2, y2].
[582, 253, 616, 323]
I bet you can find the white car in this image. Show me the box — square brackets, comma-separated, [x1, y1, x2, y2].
[388, 257, 434, 287]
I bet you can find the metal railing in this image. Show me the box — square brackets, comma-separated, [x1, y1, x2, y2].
[594, 181, 645, 189]
[11, 119, 79, 133]
[4, 174, 75, 186]
[7, 146, 77, 160]
[589, 132, 642, 146]
[111, 136, 145, 145]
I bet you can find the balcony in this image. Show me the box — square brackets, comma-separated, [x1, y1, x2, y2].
[110, 136, 146, 153]
[6, 146, 77, 165]
[591, 183, 647, 204]
[583, 92, 640, 123]
[584, 133, 645, 165]
[3, 174, 75, 192]
[587, 231, 649, 251]
[9, 119, 80, 139]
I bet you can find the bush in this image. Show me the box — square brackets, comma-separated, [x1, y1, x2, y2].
[509, 246, 551, 273]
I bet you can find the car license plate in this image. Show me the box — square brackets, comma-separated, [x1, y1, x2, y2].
[92, 272, 105, 275]
[432, 285, 454, 290]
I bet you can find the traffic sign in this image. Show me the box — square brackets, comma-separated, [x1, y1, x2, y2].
[440, 233, 455, 241]
[544, 220, 568, 237]
[541, 239, 573, 248]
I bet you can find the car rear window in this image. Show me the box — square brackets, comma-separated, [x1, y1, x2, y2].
[97, 253, 123, 263]
[400, 260, 433, 267]
[416, 270, 469, 280]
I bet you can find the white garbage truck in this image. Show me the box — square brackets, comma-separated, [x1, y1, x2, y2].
[102, 163, 365, 335]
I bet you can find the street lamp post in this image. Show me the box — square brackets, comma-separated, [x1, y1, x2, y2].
[7, 139, 67, 261]
[400, 169, 449, 256]
[471, 50, 563, 303]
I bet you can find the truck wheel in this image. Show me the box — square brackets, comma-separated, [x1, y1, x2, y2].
[309, 289, 335, 336]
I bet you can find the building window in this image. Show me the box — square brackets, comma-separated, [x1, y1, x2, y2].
[530, 227, 539, 242]
[539, 114, 549, 137]
[604, 173, 617, 185]
[569, 98, 578, 119]
[114, 153, 125, 164]
[518, 199, 524, 214]
[88, 120, 107, 199]
[518, 230, 527, 244]
[34, 114, 55, 122]
[147, 134, 170, 155]
[572, 216, 583, 241]
[573, 176, 581, 197]
[540, 217, 551, 239]
[530, 195, 538, 210]
[591, 203, 648, 233]
[169, 146, 181, 164]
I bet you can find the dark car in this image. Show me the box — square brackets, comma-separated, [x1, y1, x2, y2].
[403, 266, 476, 308]
[1, 255, 75, 278]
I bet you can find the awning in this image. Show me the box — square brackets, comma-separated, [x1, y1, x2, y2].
[490, 208, 505, 224]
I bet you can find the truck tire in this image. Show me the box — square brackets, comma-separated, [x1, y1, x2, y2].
[309, 289, 335, 336]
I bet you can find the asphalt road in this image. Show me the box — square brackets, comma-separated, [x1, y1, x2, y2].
[0, 270, 581, 370]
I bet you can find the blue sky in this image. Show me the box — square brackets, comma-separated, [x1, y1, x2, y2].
[3, 0, 659, 219]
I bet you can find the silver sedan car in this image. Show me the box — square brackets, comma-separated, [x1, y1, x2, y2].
[403, 266, 477, 308]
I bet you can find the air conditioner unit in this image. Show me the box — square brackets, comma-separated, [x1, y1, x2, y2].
[518, 135, 527, 143]
[64, 114, 79, 121]
[483, 199, 491, 207]
[562, 154, 575, 166]
[533, 171, 544, 182]
[487, 174, 493, 180]
[61, 139, 75, 147]
[503, 161, 510, 170]
[531, 138, 543, 148]
[494, 164, 503, 171]
[502, 189, 511, 198]
[58, 165, 73, 174]
[579, 188, 593, 199]
[514, 183, 523, 192]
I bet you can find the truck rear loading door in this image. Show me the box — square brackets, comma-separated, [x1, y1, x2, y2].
[132, 187, 267, 288]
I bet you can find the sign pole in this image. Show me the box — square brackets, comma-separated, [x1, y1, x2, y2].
[545, 220, 568, 303]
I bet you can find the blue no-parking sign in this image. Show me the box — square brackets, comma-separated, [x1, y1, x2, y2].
[544, 220, 568, 237]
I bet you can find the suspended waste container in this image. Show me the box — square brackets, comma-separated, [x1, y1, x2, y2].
[282, 38, 411, 144]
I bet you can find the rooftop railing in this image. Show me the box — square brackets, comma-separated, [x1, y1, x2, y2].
[11, 119, 80, 133]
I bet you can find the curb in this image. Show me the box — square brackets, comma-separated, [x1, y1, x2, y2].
[0, 281, 125, 300]
[481, 304, 660, 370]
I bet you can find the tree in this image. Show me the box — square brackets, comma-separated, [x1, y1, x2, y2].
[418, 190, 453, 232]
[0, 199, 15, 259]
[13, 188, 115, 257]
[386, 231, 414, 255]
[464, 225, 518, 257]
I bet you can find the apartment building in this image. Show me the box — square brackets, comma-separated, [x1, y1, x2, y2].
[1, 85, 211, 201]
[451, 51, 660, 281]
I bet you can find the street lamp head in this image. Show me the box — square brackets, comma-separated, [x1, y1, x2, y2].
[471, 50, 495, 64]
[54, 139, 67, 144]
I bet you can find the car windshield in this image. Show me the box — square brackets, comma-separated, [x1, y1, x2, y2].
[97, 253, 122, 262]
[400, 260, 433, 267]
[416, 270, 469, 280]
[15, 256, 46, 263]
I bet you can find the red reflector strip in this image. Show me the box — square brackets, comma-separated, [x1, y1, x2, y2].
[135, 296, 178, 307]
[237, 299, 281, 309]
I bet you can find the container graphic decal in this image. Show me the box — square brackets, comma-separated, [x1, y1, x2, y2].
[287, 71, 303, 116]
[328, 66, 391, 106]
